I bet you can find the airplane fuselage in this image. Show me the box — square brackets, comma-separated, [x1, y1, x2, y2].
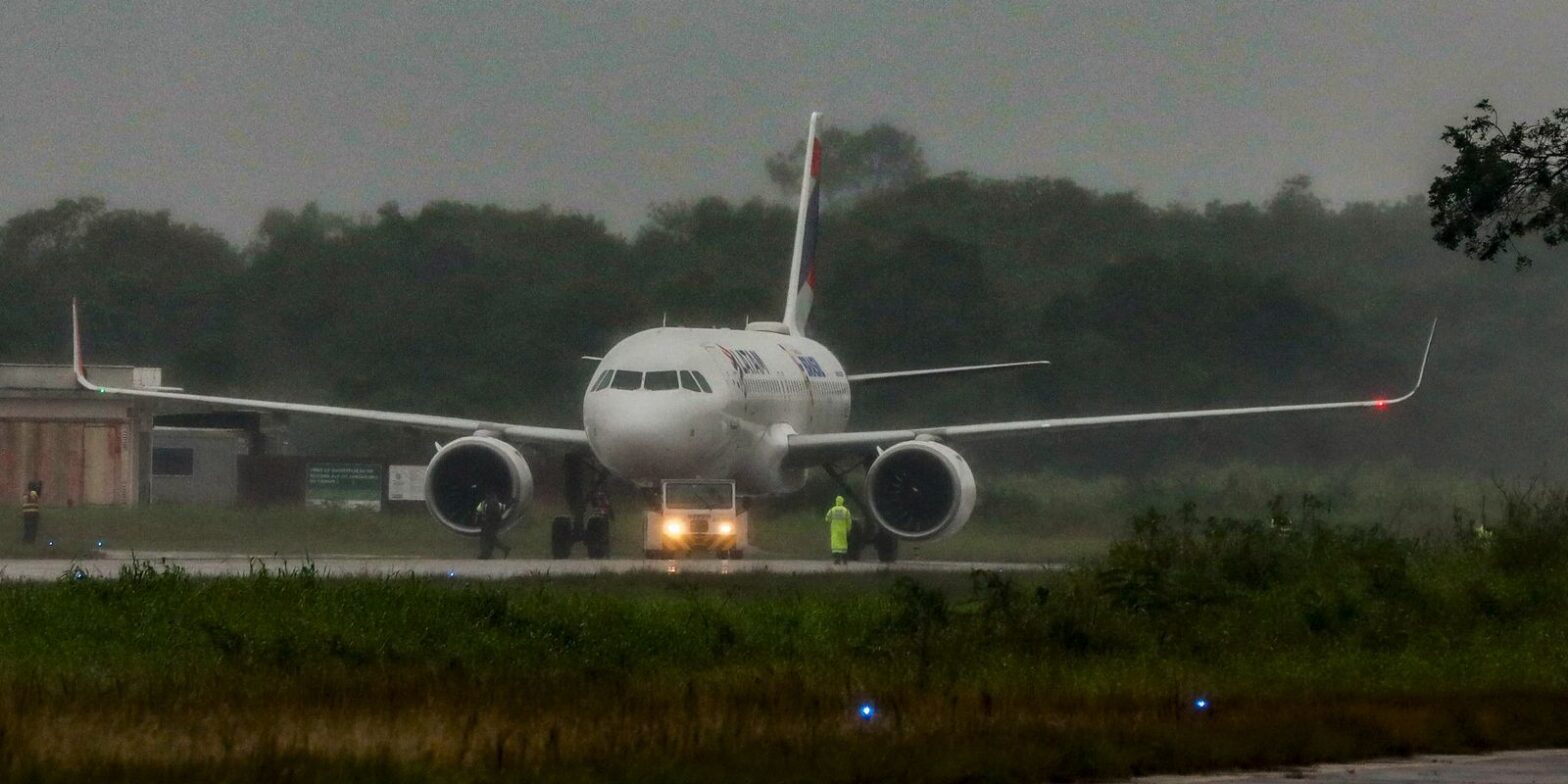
[582, 325, 850, 494]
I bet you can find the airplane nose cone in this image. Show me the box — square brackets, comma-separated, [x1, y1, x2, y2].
[588, 396, 728, 480]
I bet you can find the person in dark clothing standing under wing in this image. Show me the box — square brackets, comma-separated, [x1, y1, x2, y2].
[475, 491, 511, 560]
[20, 484, 40, 544]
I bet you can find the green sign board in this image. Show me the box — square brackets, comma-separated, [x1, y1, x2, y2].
[306, 463, 382, 510]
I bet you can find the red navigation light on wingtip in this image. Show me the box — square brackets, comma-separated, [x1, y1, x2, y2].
[1374, 399, 1387, 408]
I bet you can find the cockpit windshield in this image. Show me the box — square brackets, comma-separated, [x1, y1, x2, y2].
[595, 369, 713, 392]
[644, 370, 679, 391]
[610, 370, 643, 390]
[680, 370, 713, 393]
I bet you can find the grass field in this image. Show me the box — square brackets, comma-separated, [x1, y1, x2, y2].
[0, 461, 1496, 563]
[0, 481, 1566, 782]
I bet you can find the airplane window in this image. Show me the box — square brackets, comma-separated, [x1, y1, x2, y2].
[692, 372, 713, 393]
[592, 370, 613, 392]
[645, 370, 679, 391]
[611, 370, 643, 390]
[679, 370, 700, 392]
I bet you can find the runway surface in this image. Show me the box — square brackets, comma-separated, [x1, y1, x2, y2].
[1132, 748, 1568, 783]
[0, 552, 1059, 581]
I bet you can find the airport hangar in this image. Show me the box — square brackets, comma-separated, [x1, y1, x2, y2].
[0, 363, 319, 508]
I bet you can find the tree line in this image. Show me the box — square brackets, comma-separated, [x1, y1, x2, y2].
[5, 121, 1568, 474]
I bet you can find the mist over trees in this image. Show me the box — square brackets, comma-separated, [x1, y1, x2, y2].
[1430, 100, 1568, 269]
[4, 122, 1567, 475]
[765, 123, 928, 203]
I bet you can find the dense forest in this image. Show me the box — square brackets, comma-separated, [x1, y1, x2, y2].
[4, 126, 1567, 476]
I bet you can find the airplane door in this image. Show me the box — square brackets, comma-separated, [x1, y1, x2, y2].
[781, 345, 816, 432]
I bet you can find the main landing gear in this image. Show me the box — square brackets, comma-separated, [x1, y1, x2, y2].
[823, 461, 899, 564]
[551, 454, 613, 560]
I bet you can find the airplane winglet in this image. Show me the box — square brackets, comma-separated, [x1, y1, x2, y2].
[1411, 318, 1436, 396]
[1385, 318, 1436, 405]
[70, 298, 96, 392]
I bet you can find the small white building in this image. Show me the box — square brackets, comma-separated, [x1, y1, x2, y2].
[150, 426, 249, 505]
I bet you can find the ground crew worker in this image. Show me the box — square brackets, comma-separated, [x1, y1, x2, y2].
[826, 495, 852, 564]
[475, 492, 511, 560]
[1472, 522, 1494, 547]
[20, 487, 40, 544]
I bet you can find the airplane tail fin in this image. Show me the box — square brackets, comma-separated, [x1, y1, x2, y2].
[782, 112, 823, 337]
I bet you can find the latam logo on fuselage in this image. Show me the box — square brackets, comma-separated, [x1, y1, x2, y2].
[716, 344, 829, 380]
[790, 350, 828, 378]
[716, 346, 771, 375]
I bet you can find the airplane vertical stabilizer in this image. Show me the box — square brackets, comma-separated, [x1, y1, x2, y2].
[782, 112, 822, 337]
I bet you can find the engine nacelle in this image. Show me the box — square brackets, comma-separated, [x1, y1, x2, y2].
[866, 440, 976, 542]
[423, 436, 533, 536]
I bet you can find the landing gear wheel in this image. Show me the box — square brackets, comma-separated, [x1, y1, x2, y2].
[550, 516, 574, 559]
[846, 519, 869, 562]
[873, 527, 899, 563]
[584, 515, 611, 559]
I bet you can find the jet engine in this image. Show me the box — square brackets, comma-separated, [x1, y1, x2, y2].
[865, 440, 976, 542]
[423, 436, 533, 535]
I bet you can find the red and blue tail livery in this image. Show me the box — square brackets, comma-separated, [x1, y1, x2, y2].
[784, 112, 823, 337]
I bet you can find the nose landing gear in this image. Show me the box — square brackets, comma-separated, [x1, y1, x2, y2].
[550, 454, 614, 559]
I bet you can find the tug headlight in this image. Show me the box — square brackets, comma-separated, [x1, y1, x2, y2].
[717, 521, 735, 536]
[663, 518, 687, 537]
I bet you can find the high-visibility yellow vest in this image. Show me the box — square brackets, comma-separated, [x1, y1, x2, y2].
[827, 504, 851, 553]
[21, 493, 39, 515]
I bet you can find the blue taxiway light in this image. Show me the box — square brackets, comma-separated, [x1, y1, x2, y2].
[858, 702, 876, 719]
[95, 540, 105, 548]
[1194, 698, 1209, 710]
[446, 570, 457, 578]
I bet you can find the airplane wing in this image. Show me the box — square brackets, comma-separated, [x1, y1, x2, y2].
[846, 360, 1049, 383]
[786, 321, 1434, 466]
[70, 301, 589, 450]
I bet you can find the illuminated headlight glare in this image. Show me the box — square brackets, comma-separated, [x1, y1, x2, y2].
[663, 518, 687, 537]
[717, 521, 735, 536]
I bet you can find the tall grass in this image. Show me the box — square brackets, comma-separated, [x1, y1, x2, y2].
[975, 459, 1490, 536]
[1, 485, 1568, 781]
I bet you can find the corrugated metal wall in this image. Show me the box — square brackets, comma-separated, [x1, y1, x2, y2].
[0, 420, 129, 506]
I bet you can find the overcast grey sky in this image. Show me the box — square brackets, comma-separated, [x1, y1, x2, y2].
[2, 1, 1564, 243]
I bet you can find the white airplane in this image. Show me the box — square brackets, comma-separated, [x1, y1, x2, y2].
[71, 113, 1433, 557]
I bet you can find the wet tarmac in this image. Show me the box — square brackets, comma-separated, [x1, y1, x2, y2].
[1133, 748, 1568, 783]
[0, 553, 1060, 580]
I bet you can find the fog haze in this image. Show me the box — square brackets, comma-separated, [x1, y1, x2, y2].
[2, 2, 1565, 241]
